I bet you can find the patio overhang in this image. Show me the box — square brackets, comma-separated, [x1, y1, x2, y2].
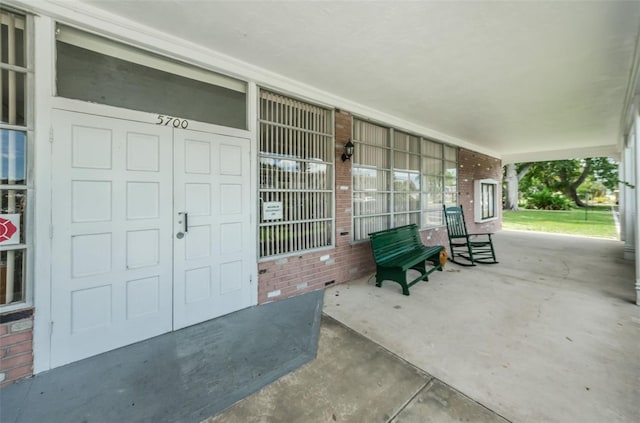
[13, 0, 640, 161]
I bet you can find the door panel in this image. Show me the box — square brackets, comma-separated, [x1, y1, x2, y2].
[173, 129, 252, 329]
[51, 110, 173, 367]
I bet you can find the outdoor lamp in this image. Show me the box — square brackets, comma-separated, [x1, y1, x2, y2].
[342, 140, 354, 161]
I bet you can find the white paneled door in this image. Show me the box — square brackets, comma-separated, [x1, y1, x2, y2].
[173, 129, 252, 329]
[50, 110, 253, 368]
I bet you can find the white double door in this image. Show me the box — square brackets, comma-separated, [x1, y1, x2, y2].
[50, 110, 254, 368]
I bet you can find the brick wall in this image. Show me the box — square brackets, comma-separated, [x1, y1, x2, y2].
[0, 308, 34, 387]
[457, 148, 503, 234]
[257, 114, 501, 303]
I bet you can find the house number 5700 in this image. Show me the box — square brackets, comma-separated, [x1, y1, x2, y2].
[156, 115, 189, 129]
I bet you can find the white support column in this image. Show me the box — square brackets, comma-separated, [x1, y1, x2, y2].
[32, 15, 55, 373]
[619, 156, 625, 242]
[624, 140, 635, 259]
[634, 113, 640, 305]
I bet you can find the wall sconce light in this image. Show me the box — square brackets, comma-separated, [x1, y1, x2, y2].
[342, 140, 354, 162]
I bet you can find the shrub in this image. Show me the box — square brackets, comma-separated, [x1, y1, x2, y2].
[525, 189, 573, 210]
[593, 196, 608, 204]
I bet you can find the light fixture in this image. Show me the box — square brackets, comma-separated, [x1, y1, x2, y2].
[342, 140, 354, 162]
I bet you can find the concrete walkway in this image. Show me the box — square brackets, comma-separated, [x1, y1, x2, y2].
[205, 316, 509, 423]
[212, 230, 638, 423]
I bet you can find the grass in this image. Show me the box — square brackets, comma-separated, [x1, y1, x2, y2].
[502, 205, 617, 239]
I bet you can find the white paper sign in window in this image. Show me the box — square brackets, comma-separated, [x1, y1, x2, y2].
[263, 202, 283, 220]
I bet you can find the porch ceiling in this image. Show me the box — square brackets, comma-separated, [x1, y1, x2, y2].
[75, 1, 640, 161]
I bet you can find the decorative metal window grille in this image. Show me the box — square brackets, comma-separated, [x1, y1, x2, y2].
[258, 91, 334, 258]
[1, 8, 31, 308]
[353, 119, 457, 241]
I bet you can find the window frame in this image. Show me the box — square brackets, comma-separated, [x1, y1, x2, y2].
[0, 7, 34, 312]
[474, 178, 499, 223]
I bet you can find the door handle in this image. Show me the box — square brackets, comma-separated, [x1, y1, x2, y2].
[177, 211, 188, 238]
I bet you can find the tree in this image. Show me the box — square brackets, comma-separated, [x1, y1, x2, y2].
[503, 162, 533, 210]
[518, 158, 618, 207]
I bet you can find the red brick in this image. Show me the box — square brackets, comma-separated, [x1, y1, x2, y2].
[0, 352, 32, 370]
[0, 325, 8, 336]
[0, 332, 32, 348]
[6, 341, 32, 357]
[2, 363, 32, 385]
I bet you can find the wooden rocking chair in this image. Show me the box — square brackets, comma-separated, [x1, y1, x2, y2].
[443, 205, 498, 266]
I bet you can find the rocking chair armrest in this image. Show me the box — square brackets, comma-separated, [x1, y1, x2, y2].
[468, 232, 494, 237]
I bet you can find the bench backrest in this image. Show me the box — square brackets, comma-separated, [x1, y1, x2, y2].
[443, 205, 469, 239]
[369, 224, 423, 263]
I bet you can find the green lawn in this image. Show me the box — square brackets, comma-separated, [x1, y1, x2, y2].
[502, 206, 617, 239]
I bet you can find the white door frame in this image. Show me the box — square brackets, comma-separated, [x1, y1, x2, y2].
[37, 96, 258, 371]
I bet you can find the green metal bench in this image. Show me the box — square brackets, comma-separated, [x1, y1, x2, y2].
[369, 224, 444, 296]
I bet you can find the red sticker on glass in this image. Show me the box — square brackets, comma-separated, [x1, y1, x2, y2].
[0, 217, 17, 243]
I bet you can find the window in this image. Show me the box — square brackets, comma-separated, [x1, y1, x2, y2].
[353, 119, 457, 241]
[423, 143, 457, 228]
[474, 179, 499, 222]
[444, 144, 458, 216]
[393, 132, 421, 227]
[258, 91, 334, 258]
[1, 8, 31, 308]
[352, 120, 390, 239]
[56, 25, 247, 129]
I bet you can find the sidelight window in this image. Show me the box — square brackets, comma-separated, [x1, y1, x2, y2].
[1, 8, 31, 309]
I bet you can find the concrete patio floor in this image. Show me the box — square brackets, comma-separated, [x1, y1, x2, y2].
[324, 230, 639, 423]
[213, 230, 639, 423]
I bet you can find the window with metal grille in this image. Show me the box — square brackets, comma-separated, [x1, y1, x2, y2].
[258, 91, 334, 258]
[1, 8, 31, 309]
[352, 119, 457, 241]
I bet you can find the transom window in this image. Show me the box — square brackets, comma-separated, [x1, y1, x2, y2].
[352, 119, 457, 241]
[258, 91, 334, 258]
[1, 8, 31, 309]
[55, 24, 247, 129]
